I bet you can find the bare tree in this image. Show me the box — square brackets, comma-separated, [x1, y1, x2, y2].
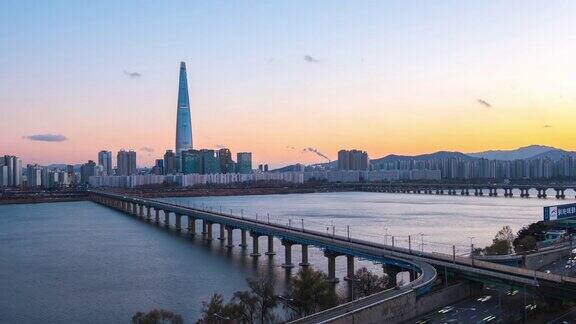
[131, 309, 183, 324]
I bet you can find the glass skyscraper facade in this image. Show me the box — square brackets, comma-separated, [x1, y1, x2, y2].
[175, 62, 193, 155]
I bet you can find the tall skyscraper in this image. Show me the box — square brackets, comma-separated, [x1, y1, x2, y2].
[117, 150, 137, 176]
[236, 152, 253, 174]
[163, 150, 176, 174]
[200, 149, 219, 174]
[338, 149, 369, 171]
[217, 148, 234, 173]
[175, 62, 193, 155]
[1, 155, 22, 187]
[182, 149, 201, 174]
[98, 150, 113, 175]
[80, 160, 97, 184]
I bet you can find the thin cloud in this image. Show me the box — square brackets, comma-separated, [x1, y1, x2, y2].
[215, 144, 226, 149]
[24, 134, 68, 142]
[304, 55, 320, 63]
[477, 99, 492, 108]
[302, 147, 330, 162]
[285, 145, 296, 150]
[543, 125, 553, 128]
[124, 70, 142, 78]
[140, 147, 154, 153]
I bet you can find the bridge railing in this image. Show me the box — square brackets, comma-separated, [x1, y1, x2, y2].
[94, 192, 576, 286]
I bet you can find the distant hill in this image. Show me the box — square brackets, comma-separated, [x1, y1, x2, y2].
[529, 149, 576, 161]
[272, 145, 576, 171]
[467, 145, 572, 161]
[372, 151, 475, 165]
[46, 163, 82, 171]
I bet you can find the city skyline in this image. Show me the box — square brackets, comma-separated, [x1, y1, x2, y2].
[2, 1, 576, 168]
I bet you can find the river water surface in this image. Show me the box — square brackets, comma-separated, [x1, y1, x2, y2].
[0, 192, 568, 323]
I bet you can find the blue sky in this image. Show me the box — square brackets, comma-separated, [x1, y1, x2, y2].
[1, 1, 576, 166]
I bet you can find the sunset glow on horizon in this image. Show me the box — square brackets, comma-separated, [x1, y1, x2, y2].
[2, 1, 576, 168]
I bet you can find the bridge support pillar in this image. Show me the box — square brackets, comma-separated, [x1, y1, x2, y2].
[239, 229, 248, 248]
[188, 217, 196, 235]
[164, 211, 170, 227]
[206, 222, 213, 241]
[175, 214, 182, 231]
[299, 244, 310, 267]
[265, 236, 275, 256]
[155, 209, 160, 224]
[250, 232, 261, 257]
[132, 203, 137, 216]
[281, 240, 294, 268]
[145, 207, 151, 221]
[201, 220, 207, 235]
[219, 224, 226, 241]
[345, 255, 355, 301]
[324, 251, 340, 283]
[139, 205, 144, 218]
[226, 227, 234, 248]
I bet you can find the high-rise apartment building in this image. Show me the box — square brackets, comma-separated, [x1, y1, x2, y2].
[236, 152, 252, 174]
[0, 164, 7, 187]
[80, 160, 97, 184]
[116, 150, 137, 176]
[154, 159, 164, 175]
[1, 155, 22, 187]
[98, 150, 113, 176]
[26, 164, 42, 187]
[217, 148, 235, 173]
[200, 149, 219, 174]
[337, 150, 369, 171]
[163, 150, 176, 175]
[182, 149, 201, 174]
[175, 62, 193, 155]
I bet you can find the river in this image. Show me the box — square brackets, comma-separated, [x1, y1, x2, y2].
[0, 191, 566, 323]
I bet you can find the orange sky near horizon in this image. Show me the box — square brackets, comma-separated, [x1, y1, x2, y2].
[2, 1, 576, 168]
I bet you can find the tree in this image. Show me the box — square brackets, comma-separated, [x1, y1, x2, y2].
[353, 267, 389, 298]
[246, 278, 278, 324]
[231, 290, 258, 323]
[514, 221, 553, 251]
[495, 225, 515, 245]
[485, 239, 512, 255]
[515, 235, 538, 253]
[131, 309, 183, 324]
[199, 294, 238, 323]
[485, 226, 515, 255]
[286, 267, 338, 318]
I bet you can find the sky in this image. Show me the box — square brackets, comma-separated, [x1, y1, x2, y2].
[1, 1, 576, 168]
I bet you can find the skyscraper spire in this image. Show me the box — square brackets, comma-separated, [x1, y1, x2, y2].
[175, 61, 193, 155]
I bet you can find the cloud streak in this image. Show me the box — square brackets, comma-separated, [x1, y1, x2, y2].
[140, 147, 154, 153]
[302, 147, 330, 162]
[124, 70, 142, 78]
[543, 125, 553, 128]
[477, 99, 492, 108]
[304, 55, 320, 63]
[24, 134, 68, 142]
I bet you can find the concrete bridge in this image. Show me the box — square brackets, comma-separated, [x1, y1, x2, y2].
[334, 183, 576, 199]
[89, 191, 576, 300]
[90, 190, 436, 300]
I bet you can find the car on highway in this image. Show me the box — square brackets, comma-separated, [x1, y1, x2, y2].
[438, 306, 455, 314]
[477, 295, 493, 302]
[506, 289, 519, 296]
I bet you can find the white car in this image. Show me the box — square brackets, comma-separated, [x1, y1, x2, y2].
[438, 306, 454, 314]
[477, 295, 492, 302]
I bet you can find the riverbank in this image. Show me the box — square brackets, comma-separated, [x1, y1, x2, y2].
[107, 185, 325, 198]
[0, 191, 88, 205]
